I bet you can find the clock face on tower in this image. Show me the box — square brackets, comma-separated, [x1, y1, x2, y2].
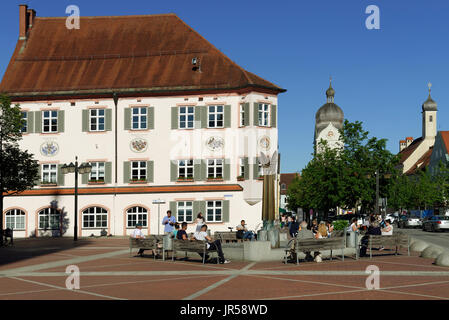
[327, 130, 334, 138]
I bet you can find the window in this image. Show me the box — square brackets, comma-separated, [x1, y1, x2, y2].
[38, 208, 60, 230]
[238, 158, 245, 178]
[21, 112, 27, 133]
[206, 200, 222, 222]
[178, 160, 194, 179]
[43, 110, 58, 133]
[90, 109, 105, 131]
[208, 159, 223, 179]
[179, 106, 194, 129]
[258, 160, 263, 178]
[239, 104, 245, 127]
[281, 183, 287, 190]
[258, 103, 270, 127]
[208, 105, 224, 128]
[131, 161, 147, 181]
[42, 164, 57, 184]
[177, 201, 193, 223]
[132, 107, 147, 130]
[126, 206, 148, 228]
[5, 209, 25, 230]
[82, 207, 108, 229]
[430, 115, 433, 122]
[90, 162, 105, 182]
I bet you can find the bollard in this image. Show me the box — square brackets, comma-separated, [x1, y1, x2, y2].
[267, 228, 280, 248]
[258, 230, 268, 242]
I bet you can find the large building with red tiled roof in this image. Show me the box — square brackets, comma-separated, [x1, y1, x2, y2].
[398, 83, 438, 175]
[0, 5, 285, 238]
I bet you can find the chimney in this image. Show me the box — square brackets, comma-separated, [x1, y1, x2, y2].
[27, 9, 36, 29]
[19, 4, 29, 40]
[399, 140, 407, 152]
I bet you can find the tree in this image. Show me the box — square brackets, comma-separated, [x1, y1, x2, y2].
[0, 94, 39, 245]
[287, 120, 398, 217]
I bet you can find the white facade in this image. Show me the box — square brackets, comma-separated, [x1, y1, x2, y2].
[4, 92, 279, 238]
[315, 123, 343, 153]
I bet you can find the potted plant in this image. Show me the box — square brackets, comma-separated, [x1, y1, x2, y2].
[130, 178, 147, 183]
[89, 178, 105, 184]
[41, 181, 57, 186]
[207, 175, 223, 181]
[237, 175, 245, 181]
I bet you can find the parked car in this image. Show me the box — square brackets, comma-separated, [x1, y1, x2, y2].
[397, 215, 422, 228]
[422, 216, 449, 232]
[385, 212, 399, 223]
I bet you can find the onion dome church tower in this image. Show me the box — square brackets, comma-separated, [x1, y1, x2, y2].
[314, 78, 344, 153]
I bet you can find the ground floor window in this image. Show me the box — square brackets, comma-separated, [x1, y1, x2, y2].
[38, 208, 61, 230]
[5, 209, 26, 230]
[206, 200, 222, 222]
[177, 201, 193, 223]
[82, 206, 108, 229]
[126, 206, 148, 228]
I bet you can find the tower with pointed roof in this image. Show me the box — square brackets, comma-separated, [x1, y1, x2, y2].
[314, 78, 344, 153]
[422, 82, 437, 141]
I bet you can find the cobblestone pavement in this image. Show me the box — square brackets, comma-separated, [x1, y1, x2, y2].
[0, 238, 448, 300]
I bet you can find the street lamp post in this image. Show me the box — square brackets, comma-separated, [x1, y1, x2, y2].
[62, 157, 92, 241]
[152, 199, 166, 235]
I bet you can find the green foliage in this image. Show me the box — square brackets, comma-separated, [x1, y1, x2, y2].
[0, 94, 39, 196]
[333, 220, 349, 231]
[286, 120, 399, 215]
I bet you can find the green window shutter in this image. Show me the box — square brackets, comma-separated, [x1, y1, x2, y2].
[170, 201, 177, 220]
[201, 160, 207, 180]
[194, 159, 202, 181]
[271, 104, 277, 128]
[123, 161, 130, 183]
[147, 161, 154, 183]
[222, 200, 230, 222]
[105, 109, 112, 131]
[35, 164, 41, 186]
[35, 111, 42, 133]
[194, 106, 202, 129]
[200, 106, 208, 128]
[253, 157, 259, 180]
[148, 107, 155, 130]
[243, 103, 250, 126]
[243, 157, 249, 180]
[105, 162, 112, 184]
[57, 110, 65, 133]
[124, 108, 131, 130]
[224, 105, 231, 128]
[199, 201, 206, 218]
[193, 201, 201, 217]
[82, 110, 89, 132]
[224, 159, 231, 181]
[170, 160, 178, 182]
[26, 112, 34, 133]
[81, 172, 89, 184]
[253, 103, 259, 126]
[57, 164, 65, 186]
[171, 107, 178, 130]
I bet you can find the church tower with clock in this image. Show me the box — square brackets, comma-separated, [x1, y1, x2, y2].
[314, 79, 344, 154]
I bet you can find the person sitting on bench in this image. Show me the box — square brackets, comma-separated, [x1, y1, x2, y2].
[177, 222, 189, 240]
[132, 223, 146, 257]
[359, 217, 382, 257]
[236, 220, 255, 240]
[194, 224, 230, 264]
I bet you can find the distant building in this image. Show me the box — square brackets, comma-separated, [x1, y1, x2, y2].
[314, 79, 344, 154]
[399, 84, 438, 175]
[429, 131, 449, 175]
[279, 173, 300, 211]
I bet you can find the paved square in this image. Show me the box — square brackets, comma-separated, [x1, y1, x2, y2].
[1, 238, 448, 300]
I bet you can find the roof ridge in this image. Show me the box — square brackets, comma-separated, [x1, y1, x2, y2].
[35, 13, 178, 19]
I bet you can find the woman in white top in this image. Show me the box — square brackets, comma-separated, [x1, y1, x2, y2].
[347, 217, 359, 232]
[195, 212, 204, 233]
[381, 219, 393, 235]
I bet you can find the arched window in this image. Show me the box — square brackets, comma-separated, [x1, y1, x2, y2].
[38, 208, 61, 230]
[126, 206, 148, 228]
[82, 207, 108, 229]
[281, 183, 287, 190]
[5, 209, 26, 230]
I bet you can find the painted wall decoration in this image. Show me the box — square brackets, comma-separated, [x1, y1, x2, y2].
[258, 136, 271, 150]
[40, 141, 59, 157]
[205, 136, 224, 152]
[130, 138, 148, 153]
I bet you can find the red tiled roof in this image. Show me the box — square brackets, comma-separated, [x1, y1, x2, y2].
[280, 173, 300, 195]
[399, 137, 423, 164]
[441, 131, 449, 154]
[0, 13, 285, 100]
[405, 147, 433, 175]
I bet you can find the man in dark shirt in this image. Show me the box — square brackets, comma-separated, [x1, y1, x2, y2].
[177, 222, 189, 240]
[359, 218, 382, 257]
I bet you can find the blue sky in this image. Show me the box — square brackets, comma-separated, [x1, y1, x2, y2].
[1, 0, 448, 173]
